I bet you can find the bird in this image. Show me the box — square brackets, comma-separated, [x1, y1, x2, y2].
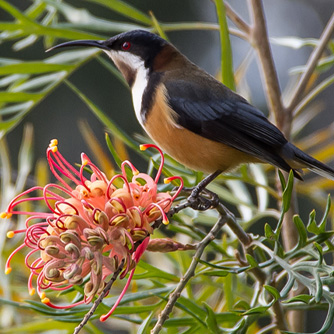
[48, 29, 334, 184]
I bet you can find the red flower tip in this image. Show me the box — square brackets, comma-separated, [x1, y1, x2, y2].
[164, 176, 184, 201]
[81, 153, 91, 166]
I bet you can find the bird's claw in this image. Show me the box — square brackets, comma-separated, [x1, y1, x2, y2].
[187, 188, 220, 211]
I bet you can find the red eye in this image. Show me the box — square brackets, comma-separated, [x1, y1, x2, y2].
[121, 41, 131, 50]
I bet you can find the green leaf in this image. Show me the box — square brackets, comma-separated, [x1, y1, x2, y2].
[203, 303, 221, 334]
[105, 133, 123, 168]
[245, 254, 258, 268]
[197, 259, 247, 274]
[264, 285, 280, 301]
[233, 300, 250, 311]
[280, 275, 295, 298]
[136, 261, 180, 281]
[0, 0, 36, 24]
[0, 320, 76, 333]
[283, 294, 313, 304]
[97, 56, 128, 87]
[84, 0, 152, 25]
[137, 312, 154, 334]
[203, 270, 229, 277]
[102, 286, 174, 308]
[319, 195, 331, 232]
[242, 305, 269, 315]
[0, 91, 43, 102]
[277, 170, 286, 189]
[289, 54, 334, 75]
[294, 74, 334, 116]
[109, 304, 159, 315]
[214, 0, 235, 90]
[0, 109, 30, 133]
[307, 209, 319, 234]
[314, 269, 323, 303]
[65, 80, 139, 151]
[172, 298, 207, 328]
[282, 170, 294, 213]
[293, 214, 307, 248]
[264, 223, 277, 241]
[314, 242, 323, 265]
[149, 10, 168, 40]
[0, 62, 74, 75]
[177, 296, 207, 321]
[271, 36, 319, 49]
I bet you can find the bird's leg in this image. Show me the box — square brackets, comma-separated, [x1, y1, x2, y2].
[188, 170, 222, 210]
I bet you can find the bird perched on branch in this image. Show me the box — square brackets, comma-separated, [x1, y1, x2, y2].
[48, 29, 334, 183]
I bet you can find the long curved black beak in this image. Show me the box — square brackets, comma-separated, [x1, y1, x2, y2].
[46, 39, 109, 52]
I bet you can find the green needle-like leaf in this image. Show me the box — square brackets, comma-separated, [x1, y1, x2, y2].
[214, 0, 235, 90]
[65, 80, 139, 151]
[293, 214, 307, 248]
[282, 170, 294, 213]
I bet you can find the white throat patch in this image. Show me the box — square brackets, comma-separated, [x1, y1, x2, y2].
[103, 50, 149, 127]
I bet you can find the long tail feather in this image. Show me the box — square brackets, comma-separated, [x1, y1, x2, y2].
[293, 147, 334, 181]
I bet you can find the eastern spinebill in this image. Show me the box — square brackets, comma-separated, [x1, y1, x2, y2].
[48, 30, 334, 181]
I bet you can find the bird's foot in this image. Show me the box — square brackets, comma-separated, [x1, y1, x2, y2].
[186, 170, 221, 210]
[187, 187, 220, 211]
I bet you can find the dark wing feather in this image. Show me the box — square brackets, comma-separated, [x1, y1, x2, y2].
[165, 79, 293, 172]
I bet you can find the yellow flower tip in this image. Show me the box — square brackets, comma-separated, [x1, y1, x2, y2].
[139, 144, 147, 151]
[49, 139, 58, 152]
[164, 178, 171, 184]
[29, 288, 36, 296]
[5, 267, 12, 275]
[162, 219, 169, 225]
[0, 212, 11, 219]
[41, 297, 50, 304]
[50, 139, 58, 146]
[7, 231, 15, 238]
[40, 292, 46, 299]
[133, 168, 140, 176]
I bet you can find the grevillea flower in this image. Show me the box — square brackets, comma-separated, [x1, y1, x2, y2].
[1, 140, 182, 321]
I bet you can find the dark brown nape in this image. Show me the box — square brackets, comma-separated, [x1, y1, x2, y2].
[153, 45, 185, 71]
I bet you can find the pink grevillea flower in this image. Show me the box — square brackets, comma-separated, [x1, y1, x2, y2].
[1, 140, 182, 321]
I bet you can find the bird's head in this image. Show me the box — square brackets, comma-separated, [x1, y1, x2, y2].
[48, 30, 179, 87]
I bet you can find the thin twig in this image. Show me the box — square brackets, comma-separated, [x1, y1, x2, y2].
[217, 203, 252, 246]
[224, 1, 251, 35]
[164, 188, 252, 247]
[73, 260, 125, 334]
[246, 2, 302, 331]
[293, 74, 334, 117]
[281, 16, 334, 332]
[150, 213, 229, 334]
[285, 13, 334, 114]
[247, 0, 285, 132]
